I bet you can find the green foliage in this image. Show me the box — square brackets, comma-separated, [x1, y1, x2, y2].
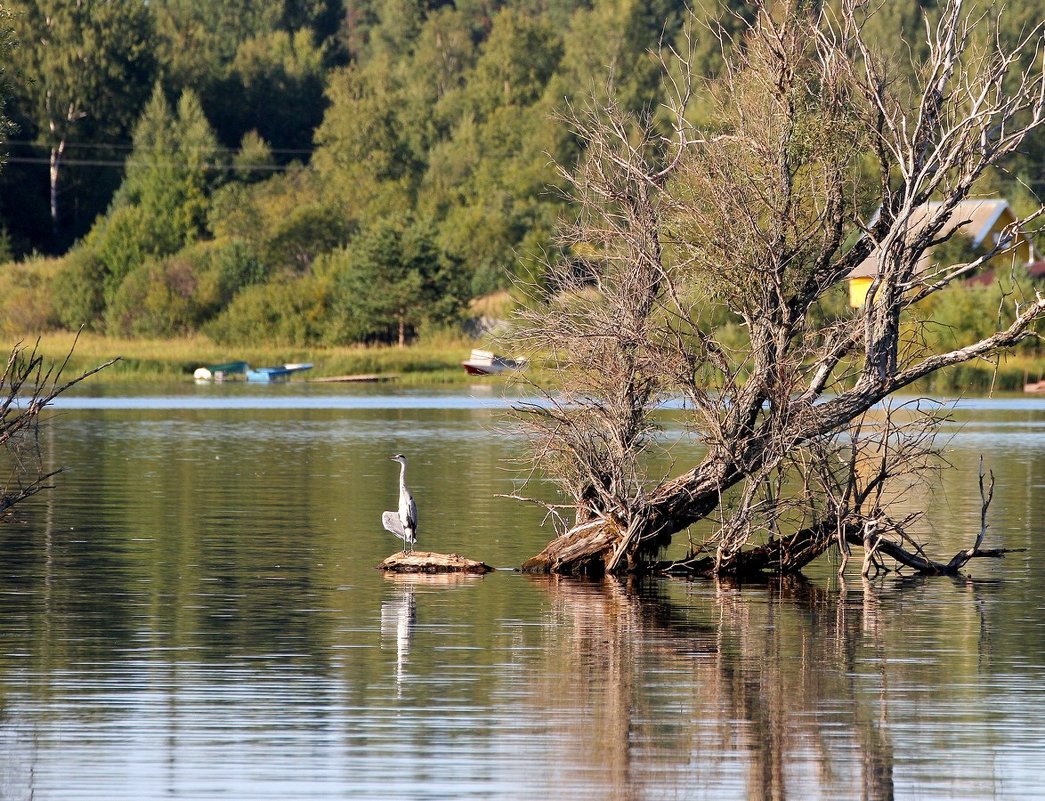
[0, 7, 14, 154]
[313, 4, 569, 294]
[922, 283, 1011, 354]
[6, 0, 157, 235]
[209, 165, 351, 273]
[313, 59, 419, 218]
[550, 0, 683, 116]
[205, 275, 332, 346]
[51, 249, 108, 331]
[89, 85, 221, 300]
[7, 0, 157, 134]
[263, 204, 355, 274]
[465, 9, 563, 115]
[105, 258, 197, 338]
[203, 239, 269, 301]
[0, 256, 61, 334]
[211, 165, 320, 241]
[215, 29, 328, 154]
[806, 284, 851, 331]
[436, 201, 515, 295]
[328, 217, 468, 345]
[152, 0, 344, 154]
[153, 0, 283, 87]
[931, 233, 982, 268]
[0, 227, 12, 264]
[88, 205, 156, 301]
[398, 7, 478, 155]
[1, 0, 1042, 368]
[105, 239, 269, 338]
[234, 132, 276, 183]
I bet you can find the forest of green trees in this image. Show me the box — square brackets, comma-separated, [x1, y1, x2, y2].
[0, 0, 1042, 349]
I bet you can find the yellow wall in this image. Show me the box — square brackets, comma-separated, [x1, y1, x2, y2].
[847, 221, 1036, 308]
[849, 276, 873, 308]
[986, 217, 1034, 264]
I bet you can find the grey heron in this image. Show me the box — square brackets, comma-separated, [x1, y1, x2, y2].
[382, 453, 418, 552]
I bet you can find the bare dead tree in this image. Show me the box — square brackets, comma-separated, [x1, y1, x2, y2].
[513, 0, 1045, 577]
[1, 337, 116, 516]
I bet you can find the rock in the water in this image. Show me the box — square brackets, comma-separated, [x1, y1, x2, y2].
[378, 550, 493, 574]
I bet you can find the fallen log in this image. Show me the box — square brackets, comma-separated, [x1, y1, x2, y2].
[378, 550, 493, 574]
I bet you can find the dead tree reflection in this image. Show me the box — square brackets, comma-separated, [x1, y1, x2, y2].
[529, 576, 910, 800]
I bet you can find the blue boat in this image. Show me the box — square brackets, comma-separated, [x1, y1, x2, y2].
[245, 363, 314, 382]
[193, 361, 248, 381]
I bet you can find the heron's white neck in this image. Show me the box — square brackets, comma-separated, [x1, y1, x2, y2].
[398, 460, 408, 489]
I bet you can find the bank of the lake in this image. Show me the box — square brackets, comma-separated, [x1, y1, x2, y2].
[18, 330, 1045, 393]
[23, 330, 526, 386]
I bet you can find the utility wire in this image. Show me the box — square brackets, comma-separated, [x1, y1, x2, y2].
[4, 138, 315, 155]
[3, 155, 295, 171]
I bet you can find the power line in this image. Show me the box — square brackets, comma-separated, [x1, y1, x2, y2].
[4, 138, 315, 156]
[3, 155, 295, 171]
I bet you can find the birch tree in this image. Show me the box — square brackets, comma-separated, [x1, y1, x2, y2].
[8, 0, 155, 233]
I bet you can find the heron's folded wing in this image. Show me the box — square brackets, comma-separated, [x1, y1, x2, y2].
[382, 511, 406, 537]
[407, 498, 418, 531]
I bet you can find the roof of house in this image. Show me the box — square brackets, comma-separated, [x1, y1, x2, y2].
[849, 199, 1016, 279]
[966, 259, 1045, 286]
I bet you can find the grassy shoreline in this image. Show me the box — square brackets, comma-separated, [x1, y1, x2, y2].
[10, 330, 1044, 394]
[16, 331, 499, 386]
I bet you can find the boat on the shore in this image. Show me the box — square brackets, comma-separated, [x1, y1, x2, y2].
[193, 361, 313, 382]
[245, 363, 314, 382]
[461, 349, 527, 376]
[192, 361, 248, 381]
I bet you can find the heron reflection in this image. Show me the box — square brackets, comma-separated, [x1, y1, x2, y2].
[380, 582, 416, 689]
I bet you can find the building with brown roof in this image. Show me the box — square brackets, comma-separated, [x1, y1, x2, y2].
[848, 199, 1039, 307]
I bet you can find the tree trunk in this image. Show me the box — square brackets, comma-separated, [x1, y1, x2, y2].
[522, 461, 731, 575]
[49, 138, 65, 233]
[521, 518, 625, 576]
[523, 432, 1020, 578]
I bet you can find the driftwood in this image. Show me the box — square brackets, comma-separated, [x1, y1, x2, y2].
[654, 455, 1021, 579]
[308, 374, 398, 383]
[378, 550, 493, 574]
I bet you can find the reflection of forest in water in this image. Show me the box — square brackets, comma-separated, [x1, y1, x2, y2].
[526, 574, 1021, 801]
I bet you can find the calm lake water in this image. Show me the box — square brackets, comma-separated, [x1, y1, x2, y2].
[1, 383, 1044, 800]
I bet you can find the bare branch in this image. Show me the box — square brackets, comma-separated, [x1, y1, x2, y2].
[514, 0, 1045, 577]
[2, 335, 117, 518]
